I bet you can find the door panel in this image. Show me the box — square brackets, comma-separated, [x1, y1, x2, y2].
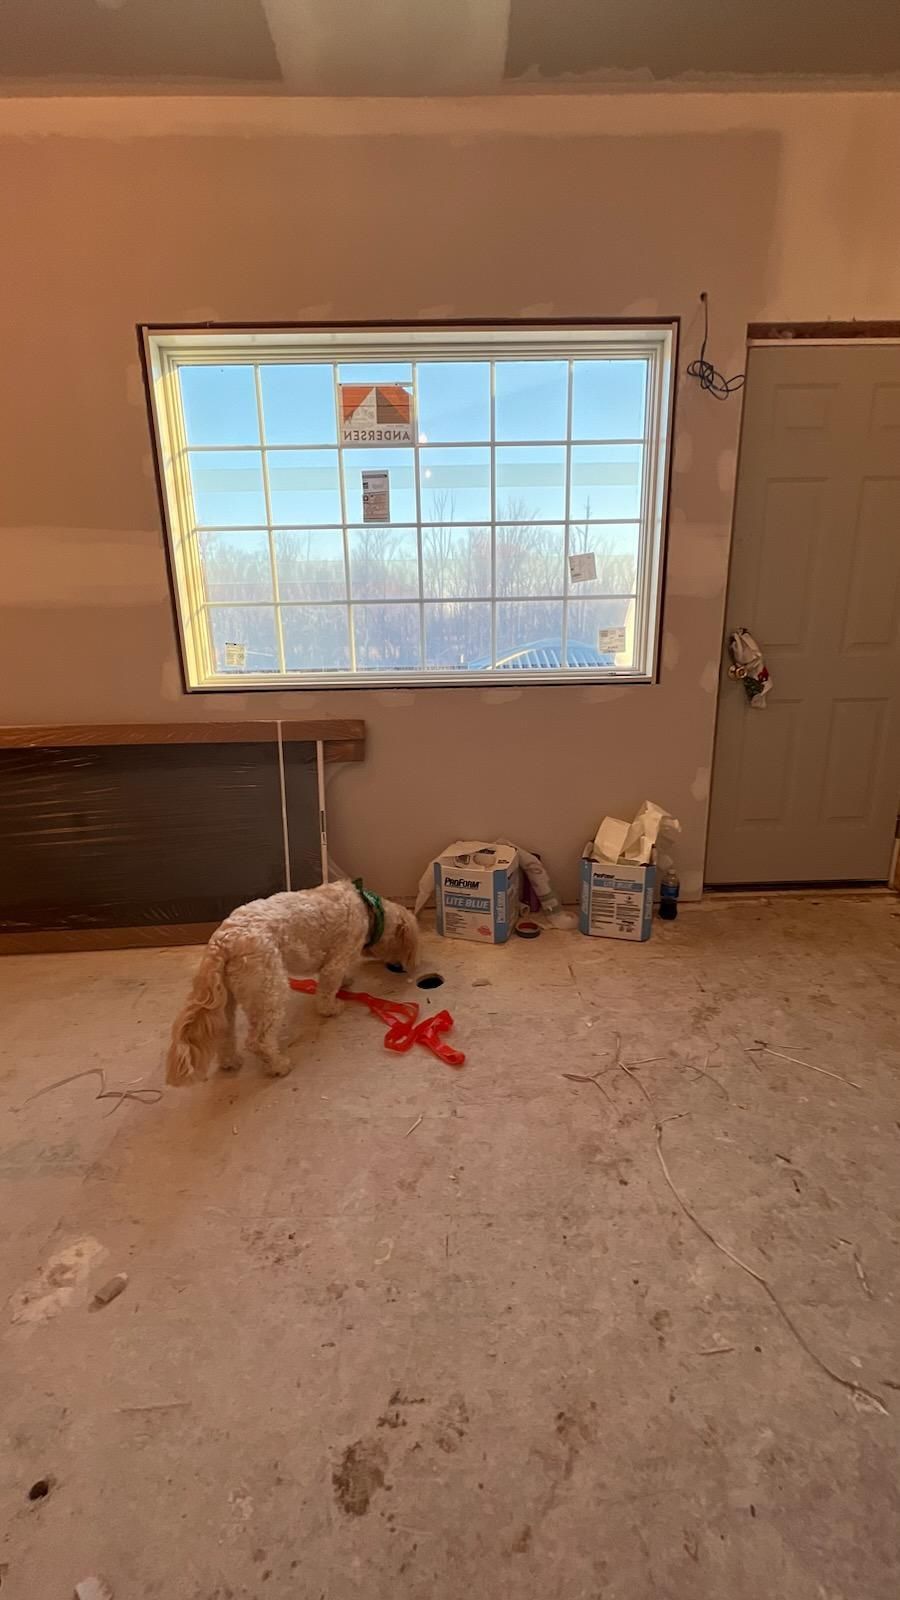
[707, 344, 900, 884]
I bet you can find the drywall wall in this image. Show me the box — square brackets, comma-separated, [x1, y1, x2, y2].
[2, 92, 899, 901]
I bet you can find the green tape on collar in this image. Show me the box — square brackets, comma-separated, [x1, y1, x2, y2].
[353, 878, 385, 948]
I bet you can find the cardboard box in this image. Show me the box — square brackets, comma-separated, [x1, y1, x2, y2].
[433, 842, 520, 943]
[579, 856, 655, 941]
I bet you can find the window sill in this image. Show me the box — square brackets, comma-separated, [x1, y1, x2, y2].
[184, 669, 653, 692]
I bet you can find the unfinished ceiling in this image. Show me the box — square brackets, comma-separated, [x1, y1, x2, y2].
[2, 0, 900, 94]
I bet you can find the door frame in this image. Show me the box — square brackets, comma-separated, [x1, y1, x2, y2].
[704, 322, 900, 891]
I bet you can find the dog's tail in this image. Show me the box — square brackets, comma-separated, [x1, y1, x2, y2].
[166, 938, 229, 1087]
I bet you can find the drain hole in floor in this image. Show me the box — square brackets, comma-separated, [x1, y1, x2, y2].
[416, 973, 444, 990]
[28, 1479, 51, 1502]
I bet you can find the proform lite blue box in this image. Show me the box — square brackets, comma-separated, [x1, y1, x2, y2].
[433, 842, 520, 943]
[579, 856, 655, 941]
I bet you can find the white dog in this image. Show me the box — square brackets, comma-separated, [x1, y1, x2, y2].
[166, 879, 419, 1085]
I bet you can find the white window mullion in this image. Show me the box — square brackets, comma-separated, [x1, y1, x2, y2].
[412, 362, 426, 670]
[561, 358, 574, 670]
[254, 364, 286, 676]
[635, 352, 657, 676]
[331, 366, 356, 671]
[489, 361, 497, 671]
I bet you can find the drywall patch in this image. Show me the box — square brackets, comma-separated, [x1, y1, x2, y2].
[622, 298, 660, 317]
[717, 447, 738, 495]
[700, 659, 720, 695]
[662, 633, 680, 672]
[673, 432, 693, 475]
[374, 690, 416, 708]
[691, 766, 710, 803]
[182, 308, 220, 323]
[520, 302, 556, 317]
[296, 304, 334, 320]
[666, 524, 729, 599]
[482, 687, 522, 705]
[581, 685, 630, 704]
[7, 530, 168, 606]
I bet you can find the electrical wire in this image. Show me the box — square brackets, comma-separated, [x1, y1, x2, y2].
[686, 292, 745, 400]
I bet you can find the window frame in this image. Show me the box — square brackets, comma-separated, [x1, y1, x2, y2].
[141, 320, 677, 691]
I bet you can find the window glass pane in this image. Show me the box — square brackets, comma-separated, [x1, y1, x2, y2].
[208, 606, 279, 673]
[494, 361, 567, 441]
[260, 365, 336, 445]
[349, 528, 419, 600]
[496, 525, 564, 598]
[570, 444, 643, 521]
[420, 447, 490, 523]
[188, 451, 266, 526]
[153, 329, 673, 687]
[495, 601, 564, 667]
[567, 597, 635, 667]
[180, 365, 259, 447]
[342, 450, 416, 523]
[282, 605, 350, 671]
[496, 446, 565, 521]
[268, 450, 341, 525]
[566, 523, 639, 595]
[416, 363, 490, 443]
[424, 602, 492, 670]
[338, 363, 413, 385]
[198, 530, 272, 602]
[422, 526, 491, 599]
[353, 604, 421, 671]
[572, 359, 647, 440]
[274, 529, 346, 602]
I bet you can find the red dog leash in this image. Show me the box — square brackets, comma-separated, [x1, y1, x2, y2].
[288, 978, 465, 1068]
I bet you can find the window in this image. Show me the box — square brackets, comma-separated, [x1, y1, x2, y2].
[144, 324, 675, 688]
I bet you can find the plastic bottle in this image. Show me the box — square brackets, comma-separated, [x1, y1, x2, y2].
[659, 865, 680, 921]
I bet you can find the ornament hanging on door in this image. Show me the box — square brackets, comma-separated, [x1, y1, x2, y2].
[728, 628, 773, 707]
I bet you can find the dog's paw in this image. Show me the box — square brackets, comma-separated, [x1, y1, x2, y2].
[220, 1057, 243, 1074]
[264, 1057, 294, 1078]
[316, 1000, 341, 1018]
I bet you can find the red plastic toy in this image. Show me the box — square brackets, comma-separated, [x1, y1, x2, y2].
[288, 978, 466, 1068]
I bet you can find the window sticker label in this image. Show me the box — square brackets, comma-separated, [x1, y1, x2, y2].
[362, 469, 390, 523]
[598, 626, 627, 654]
[340, 383, 414, 445]
[224, 642, 247, 668]
[568, 551, 596, 583]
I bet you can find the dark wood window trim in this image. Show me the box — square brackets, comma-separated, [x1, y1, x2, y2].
[749, 322, 900, 342]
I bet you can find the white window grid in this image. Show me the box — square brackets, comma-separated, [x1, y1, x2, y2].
[145, 326, 675, 689]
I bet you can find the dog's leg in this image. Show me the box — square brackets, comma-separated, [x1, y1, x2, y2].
[228, 947, 293, 1078]
[219, 991, 242, 1073]
[341, 956, 362, 990]
[251, 1017, 292, 1077]
[316, 952, 348, 1017]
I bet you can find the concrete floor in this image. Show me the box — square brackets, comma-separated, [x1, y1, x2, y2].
[1, 896, 900, 1599]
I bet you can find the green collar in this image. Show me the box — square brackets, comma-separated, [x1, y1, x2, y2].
[354, 878, 385, 948]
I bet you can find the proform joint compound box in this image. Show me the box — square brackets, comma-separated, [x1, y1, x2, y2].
[433, 842, 520, 943]
[579, 856, 655, 941]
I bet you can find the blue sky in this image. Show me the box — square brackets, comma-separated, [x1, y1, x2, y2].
[180, 358, 647, 531]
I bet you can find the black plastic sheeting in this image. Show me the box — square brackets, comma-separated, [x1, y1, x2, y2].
[0, 741, 321, 931]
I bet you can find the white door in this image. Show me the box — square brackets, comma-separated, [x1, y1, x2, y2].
[707, 343, 900, 884]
